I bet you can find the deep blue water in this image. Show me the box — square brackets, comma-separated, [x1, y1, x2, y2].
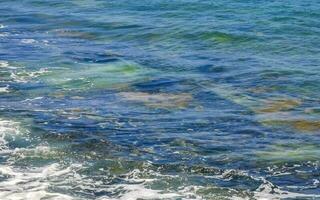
[0, 1, 320, 199]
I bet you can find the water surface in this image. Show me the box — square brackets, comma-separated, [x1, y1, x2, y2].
[0, 0, 320, 199]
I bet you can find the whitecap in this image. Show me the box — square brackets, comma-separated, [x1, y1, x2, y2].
[21, 39, 37, 44]
[0, 61, 17, 69]
[21, 97, 44, 102]
[98, 184, 180, 200]
[10, 68, 49, 83]
[97, 168, 202, 200]
[0, 163, 74, 200]
[0, 154, 75, 200]
[0, 86, 9, 93]
[0, 60, 9, 68]
[0, 118, 75, 200]
[0, 119, 24, 149]
[253, 179, 320, 200]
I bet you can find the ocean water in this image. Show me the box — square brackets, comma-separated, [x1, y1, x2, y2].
[0, 0, 320, 199]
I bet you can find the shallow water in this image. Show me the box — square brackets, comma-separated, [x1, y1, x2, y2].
[0, 0, 320, 199]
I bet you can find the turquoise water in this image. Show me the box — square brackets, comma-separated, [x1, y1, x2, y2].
[0, 0, 320, 199]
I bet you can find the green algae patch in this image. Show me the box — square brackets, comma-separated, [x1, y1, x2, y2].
[119, 92, 193, 109]
[255, 99, 301, 113]
[256, 143, 320, 164]
[40, 61, 152, 92]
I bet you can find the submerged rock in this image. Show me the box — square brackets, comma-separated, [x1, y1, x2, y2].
[53, 29, 99, 40]
[119, 92, 192, 109]
[291, 120, 320, 132]
[255, 98, 301, 113]
[201, 81, 319, 134]
[261, 119, 320, 133]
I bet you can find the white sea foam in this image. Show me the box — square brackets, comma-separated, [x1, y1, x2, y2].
[0, 119, 74, 200]
[0, 119, 24, 149]
[0, 61, 17, 69]
[10, 68, 49, 83]
[21, 39, 37, 44]
[97, 167, 211, 200]
[98, 184, 180, 200]
[21, 96, 44, 102]
[253, 179, 320, 200]
[0, 60, 9, 68]
[1, 122, 198, 200]
[0, 86, 9, 93]
[0, 158, 147, 200]
[0, 163, 74, 200]
[0, 24, 5, 29]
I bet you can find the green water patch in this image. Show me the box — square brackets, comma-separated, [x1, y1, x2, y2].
[125, 32, 165, 42]
[71, 0, 104, 8]
[52, 29, 101, 40]
[39, 61, 153, 93]
[200, 31, 254, 44]
[256, 143, 320, 165]
[259, 69, 310, 79]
